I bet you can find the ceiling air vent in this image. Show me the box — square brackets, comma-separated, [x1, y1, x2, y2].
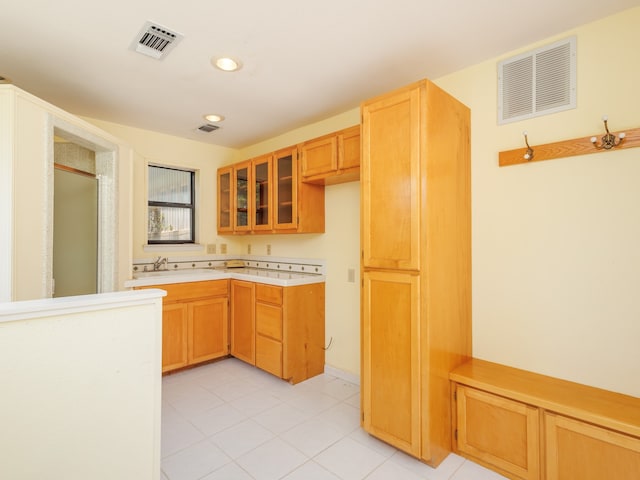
[130, 21, 183, 60]
[197, 124, 220, 133]
[498, 36, 576, 124]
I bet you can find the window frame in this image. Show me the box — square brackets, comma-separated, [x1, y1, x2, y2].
[147, 164, 196, 245]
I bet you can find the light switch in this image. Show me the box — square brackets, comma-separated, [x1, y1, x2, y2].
[347, 268, 355, 283]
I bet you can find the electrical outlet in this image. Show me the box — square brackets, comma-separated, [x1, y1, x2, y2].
[206, 243, 216, 254]
[220, 243, 227, 254]
[266, 244, 271, 255]
[247, 244, 252, 254]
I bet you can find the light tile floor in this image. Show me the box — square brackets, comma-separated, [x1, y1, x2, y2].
[161, 358, 507, 480]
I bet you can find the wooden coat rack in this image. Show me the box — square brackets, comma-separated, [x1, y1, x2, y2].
[499, 118, 640, 167]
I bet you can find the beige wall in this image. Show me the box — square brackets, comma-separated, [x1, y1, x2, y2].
[436, 7, 640, 397]
[0, 290, 163, 480]
[85, 119, 240, 260]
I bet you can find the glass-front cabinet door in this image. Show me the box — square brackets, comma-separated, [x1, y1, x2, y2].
[233, 161, 252, 232]
[252, 154, 273, 231]
[217, 167, 233, 233]
[273, 147, 298, 230]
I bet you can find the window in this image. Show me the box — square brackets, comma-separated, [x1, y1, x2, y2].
[148, 165, 195, 244]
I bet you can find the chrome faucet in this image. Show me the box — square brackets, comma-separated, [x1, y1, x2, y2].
[153, 256, 168, 271]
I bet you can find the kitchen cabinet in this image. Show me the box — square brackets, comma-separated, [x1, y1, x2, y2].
[545, 412, 640, 480]
[360, 79, 471, 466]
[233, 160, 252, 232]
[273, 146, 325, 233]
[231, 279, 325, 384]
[217, 166, 233, 233]
[450, 358, 640, 480]
[252, 154, 273, 231]
[136, 280, 229, 373]
[454, 384, 540, 480]
[230, 279, 255, 364]
[300, 125, 360, 185]
[217, 146, 324, 234]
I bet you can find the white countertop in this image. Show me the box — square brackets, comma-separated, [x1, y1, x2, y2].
[123, 267, 325, 288]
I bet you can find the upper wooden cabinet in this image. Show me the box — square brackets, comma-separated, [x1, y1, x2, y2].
[217, 146, 324, 235]
[217, 167, 233, 233]
[361, 88, 421, 271]
[233, 160, 252, 232]
[252, 154, 273, 231]
[301, 125, 360, 185]
[360, 79, 471, 467]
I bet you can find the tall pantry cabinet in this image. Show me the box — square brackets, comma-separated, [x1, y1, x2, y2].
[360, 79, 471, 467]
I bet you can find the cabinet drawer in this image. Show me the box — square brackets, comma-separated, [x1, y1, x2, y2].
[256, 335, 282, 378]
[256, 283, 283, 305]
[256, 302, 282, 341]
[161, 280, 228, 303]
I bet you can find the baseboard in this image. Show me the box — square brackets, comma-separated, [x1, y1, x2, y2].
[324, 364, 360, 386]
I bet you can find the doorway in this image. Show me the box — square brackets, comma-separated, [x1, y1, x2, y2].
[46, 116, 119, 298]
[53, 159, 98, 297]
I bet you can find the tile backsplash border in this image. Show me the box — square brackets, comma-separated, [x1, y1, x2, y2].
[131, 255, 326, 276]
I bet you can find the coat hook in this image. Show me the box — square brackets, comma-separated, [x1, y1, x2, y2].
[523, 131, 534, 160]
[591, 115, 626, 150]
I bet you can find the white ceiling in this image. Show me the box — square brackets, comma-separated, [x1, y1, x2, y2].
[1, 1, 637, 148]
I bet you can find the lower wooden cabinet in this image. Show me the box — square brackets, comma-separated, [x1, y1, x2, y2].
[545, 412, 640, 480]
[454, 385, 540, 480]
[230, 280, 255, 364]
[231, 279, 325, 384]
[255, 284, 284, 377]
[137, 280, 229, 373]
[189, 297, 228, 364]
[451, 359, 640, 480]
[161, 303, 189, 371]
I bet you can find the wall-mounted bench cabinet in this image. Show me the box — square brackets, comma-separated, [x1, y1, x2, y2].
[450, 359, 640, 480]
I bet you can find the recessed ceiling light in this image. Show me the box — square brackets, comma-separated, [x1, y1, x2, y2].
[212, 56, 242, 72]
[204, 114, 225, 122]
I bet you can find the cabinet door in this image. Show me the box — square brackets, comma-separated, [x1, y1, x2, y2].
[362, 270, 420, 456]
[233, 161, 252, 232]
[545, 413, 640, 480]
[301, 135, 337, 177]
[455, 385, 540, 480]
[339, 125, 360, 171]
[217, 167, 233, 233]
[188, 297, 229, 364]
[252, 154, 273, 231]
[273, 147, 298, 230]
[162, 303, 189, 373]
[361, 86, 421, 270]
[230, 280, 255, 364]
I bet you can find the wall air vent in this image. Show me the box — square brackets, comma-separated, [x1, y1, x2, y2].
[130, 21, 183, 60]
[498, 36, 576, 124]
[197, 124, 220, 133]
